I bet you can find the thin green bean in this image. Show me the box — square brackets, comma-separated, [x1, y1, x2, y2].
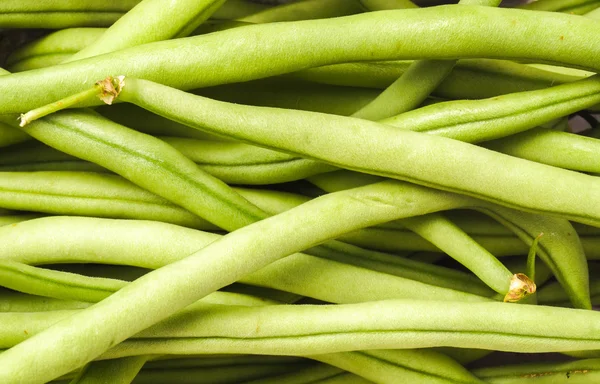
[4, 6, 600, 113]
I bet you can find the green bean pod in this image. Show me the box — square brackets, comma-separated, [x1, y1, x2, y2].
[380, 75, 600, 143]
[0, 289, 90, 312]
[310, 349, 484, 384]
[0, 0, 268, 29]
[237, 0, 364, 23]
[64, 0, 227, 62]
[472, 357, 600, 383]
[10, 110, 268, 231]
[0, 217, 494, 302]
[484, 127, 600, 173]
[4, 6, 600, 114]
[117, 77, 600, 230]
[310, 171, 589, 308]
[7, 300, 600, 359]
[518, 0, 600, 12]
[71, 356, 148, 384]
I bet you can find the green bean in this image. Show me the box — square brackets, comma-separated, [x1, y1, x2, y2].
[0, 0, 268, 29]
[309, 349, 484, 384]
[0, 173, 491, 300]
[0, 139, 335, 185]
[9, 300, 600, 358]
[518, 0, 599, 12]
[0, 217, 493, 303]
[351, 0, 500, 120]
[71, 356, 148, 384]
[5, 6, 600, 114]
[399, 212, 513, 296]
[585, 5, 600, 17]
[6, 28, 104, 72]
[292, 59, 585, 99]
[564, 2, 600, 14]
[116, 77, 600, 230]
[10, 110, 268, 231]
[0, 179, 494, 383]
[0, 289, 90, 312]
[310, 171, 588, 308]
[0, 214, 43, 227]
[0, 0, 141, 29]
[472, 357, 600, 383]
[484, 127, 600, 173]
[237, 0, 363, 23]
[358, 0, 418, 10]
[64, 0, 227, 62]
[0, 171, 216, 229]
[435, 348, 492, 366]
[380, 75, 600, 143]
[239, 363, 348, 384]
[0, 122, 29, 148]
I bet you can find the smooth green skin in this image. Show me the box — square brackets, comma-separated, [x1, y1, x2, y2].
[119, 77, 600, 229]
[0, 215, 43, 227]
[0, 171, 215, 229]
[65, 0, 227, 62]
[6, 28, 104, 69]
[3, 6, 600, 114]
[8, 300, 600, 360]
[11, 110, 267, 231]
[484, 127, 600, 173]
[0, 179, 498, 383]
[0, 168, 495, 297]
[0, 0, 267, 28]
[519, 0, 600, 12]
[472, 357, 600, 383]
[70, 356, 148, 384]
[310, 349, 483, 384]
[239, 363, 349, 384]
[0, 138, 335, 185]
[566, 2, 600, 14]
[0, 289, 91, 312]
[238, 0, 363, 23]
[401, 212, 512, 295]
[0, 217, 494, 303]
[0, 122, 29, 148]
[538, 279, 600, 307]
[352, 0, 501, 120]
[358, 0, 417, 10]
[586, 5, 600, 18]
[380, 75, 600, 143]
[309, 171, 589, 309]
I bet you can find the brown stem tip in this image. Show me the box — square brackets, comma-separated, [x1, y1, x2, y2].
[504, 273, 536, 303]
[97, 75, 125, 105]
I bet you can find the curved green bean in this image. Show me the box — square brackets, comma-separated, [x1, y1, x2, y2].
[473, 357, 600, 383]
[117, 77, 600, 230]
[7, 299, 600, 359]
[380, 75, 600, 143]
[0, 217, 494, 302]
[237, 0, 363, 23]
[310, 349, 484, 384]
[484, 127, 600, 173]
[64, 0, 227, 62]
[4, 6, 600, 114]
[0, 289, 90, 312]
[0, 179, 489, 383]
[310, 171, 589, 308]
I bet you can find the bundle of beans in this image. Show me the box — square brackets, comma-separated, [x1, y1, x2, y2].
[2, 0, 600, 383]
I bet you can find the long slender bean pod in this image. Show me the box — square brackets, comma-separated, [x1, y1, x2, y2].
[309, 349, 484, 384]
[351, 0, 500, 120]
[237, 0, 363, 23]
[115, 77, 600, 230]
[64, 0, 227, 62]
[71, 356, 149, 384]
[8, 109, 268, 231]
[472, 357, 600, 383]
[0, 290, 90, 312]
[4, 6, 600, 114]
[310, 171, 588, 308]
[0, 217, 494, 303]
[379, 75, 600, 143]
[7, 300, 600, 359]
[0, 179, 493, 383]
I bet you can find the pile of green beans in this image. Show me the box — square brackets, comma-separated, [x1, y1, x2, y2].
[3, 0, 600, 382]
